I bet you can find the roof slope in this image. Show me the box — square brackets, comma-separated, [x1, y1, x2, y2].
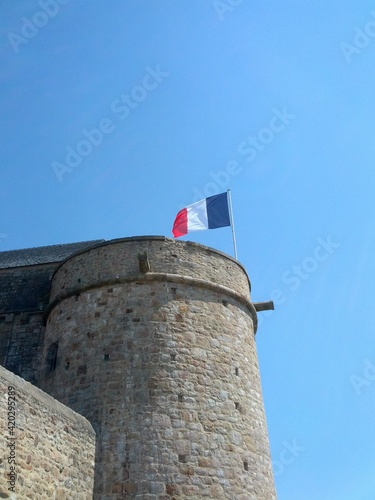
[0, 240, 105, 269]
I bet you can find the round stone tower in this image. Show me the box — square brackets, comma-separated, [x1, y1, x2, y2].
[41, 236, 275, 499]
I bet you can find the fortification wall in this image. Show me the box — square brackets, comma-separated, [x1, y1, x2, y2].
[0, 365, 95, 499]
[41, 237, 275, 499]
[0, 239, 105, 384]
[0, 264, 55, 384]
[47, 236, 251, 304]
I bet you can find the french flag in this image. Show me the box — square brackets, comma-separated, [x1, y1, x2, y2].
[172, 192, 231, 238]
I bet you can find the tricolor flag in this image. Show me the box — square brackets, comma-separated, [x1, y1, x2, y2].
[172, 192, 231, 238]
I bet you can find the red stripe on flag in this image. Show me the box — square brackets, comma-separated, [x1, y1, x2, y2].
[172, 207, 188, 238]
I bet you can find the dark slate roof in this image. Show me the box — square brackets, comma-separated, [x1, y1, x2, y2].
[0, 240, 105, 269]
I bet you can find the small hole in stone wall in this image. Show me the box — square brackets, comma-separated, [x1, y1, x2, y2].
[64, 361, 70, 370]
[235, 367, 239, 376]
[170, 354, 176, 361]
[178, 395, 183, 402]
[77, 278, 81, 283]
[95, 312, 100, 318]
[178, 455, 187, 463]
[126, 308, 133, 314]
[244, 461, 249, 471]
[103, 354, 110, 361]
[222, 299, 228, 307]
[235, 402, 240, 411]
[107, 288, 113, 293]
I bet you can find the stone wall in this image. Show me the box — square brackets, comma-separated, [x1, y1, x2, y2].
[0, 264, 53, 313]
[0, 365, 95, 499]
[0, 263, 56, 384]
[0, 312, 44, 385]
[0, 240, 104, 385]
[41, 237, 275, 499]
[48, 236, 252, 305]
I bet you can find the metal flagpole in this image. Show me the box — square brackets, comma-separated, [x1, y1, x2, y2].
[227, 189, 238, 260]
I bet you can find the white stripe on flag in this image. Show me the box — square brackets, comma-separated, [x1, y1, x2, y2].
[187, 199, 208, 232]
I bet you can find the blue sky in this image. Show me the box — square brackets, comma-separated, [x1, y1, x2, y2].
[1, 1, 375, 498]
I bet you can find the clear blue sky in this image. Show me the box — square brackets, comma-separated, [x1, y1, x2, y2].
[1, 1, 375, 498]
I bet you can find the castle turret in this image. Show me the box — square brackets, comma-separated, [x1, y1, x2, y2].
[41, 236, 275, 499]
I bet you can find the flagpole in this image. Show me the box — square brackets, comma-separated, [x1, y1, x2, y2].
[227, 189, 238, 260]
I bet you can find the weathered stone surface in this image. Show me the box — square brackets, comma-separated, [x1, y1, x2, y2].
[40, 237, 275, 499]
[0, 365, 95, 499]
[48, 237, 251, 301]
[0, 264, 53, 384]
[0, 240, 104, 384]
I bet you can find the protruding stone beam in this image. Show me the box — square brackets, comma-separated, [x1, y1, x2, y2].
[253, 301, 274, 312]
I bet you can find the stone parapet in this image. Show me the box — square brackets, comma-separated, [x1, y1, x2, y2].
[0, 365, 95, 499]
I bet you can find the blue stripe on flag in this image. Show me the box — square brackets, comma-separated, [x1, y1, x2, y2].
[206, 192, 230, 229]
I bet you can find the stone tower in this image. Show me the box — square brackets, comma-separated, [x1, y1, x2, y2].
[40, 236, 275, 499]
